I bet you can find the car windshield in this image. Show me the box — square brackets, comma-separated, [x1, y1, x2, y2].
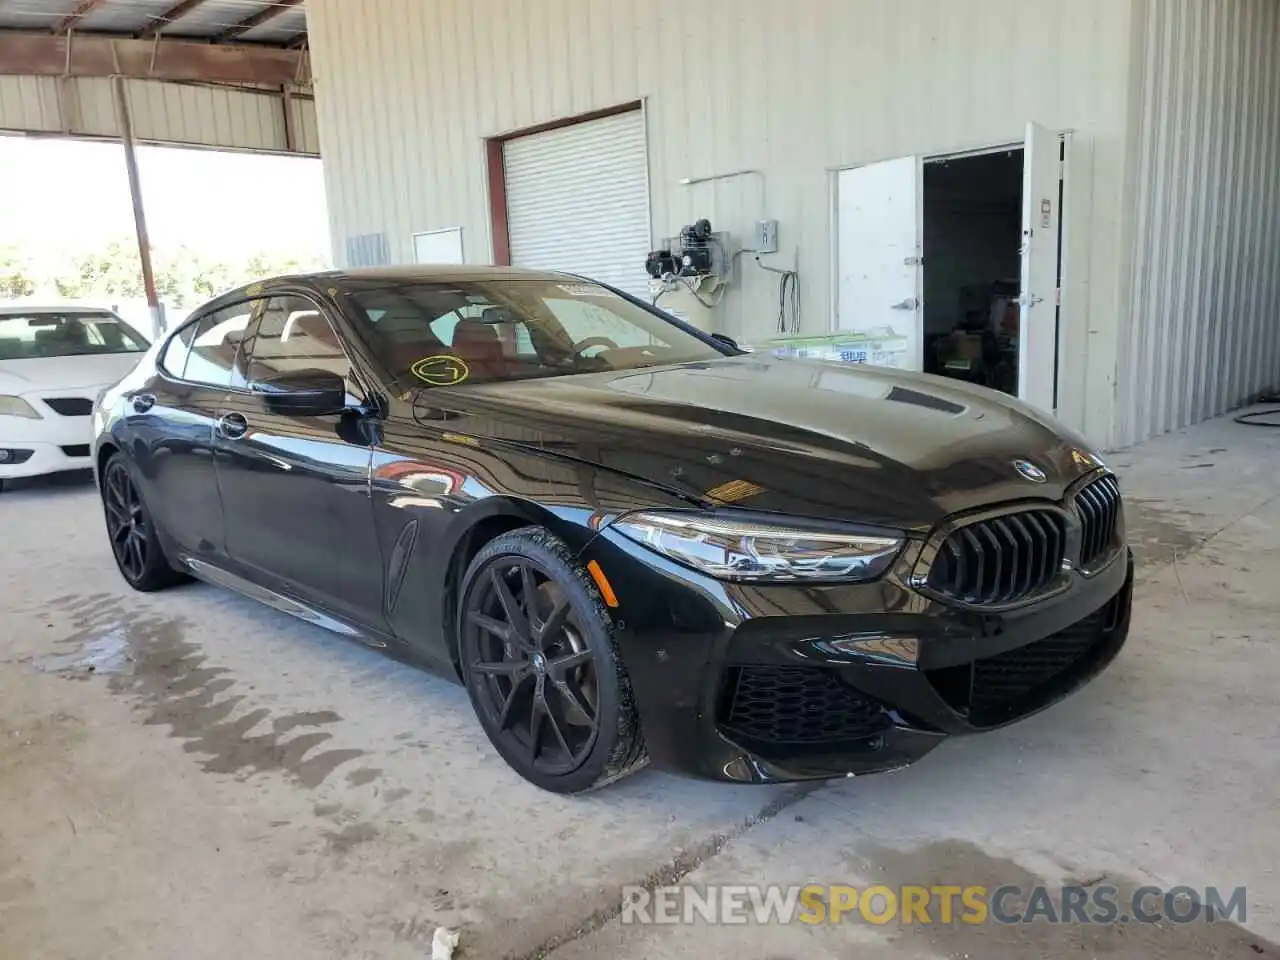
[0, 312, 150, 360]
[345, 278, 724, 389]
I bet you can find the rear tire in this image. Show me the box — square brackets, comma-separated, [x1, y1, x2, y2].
[458, 527, 647, 793]
[101, 452, 186, 592]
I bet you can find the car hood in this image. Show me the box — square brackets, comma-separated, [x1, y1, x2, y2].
[408, 356, 1105, 531]
[0, 353, 144, 394]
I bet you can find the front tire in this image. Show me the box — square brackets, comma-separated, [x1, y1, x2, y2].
[101, 452, 185, 592]
[458, 527, 647, 793]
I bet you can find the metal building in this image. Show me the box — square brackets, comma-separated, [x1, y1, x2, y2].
[300, 0, 1280, 449]
[3, 2, 1274, 447]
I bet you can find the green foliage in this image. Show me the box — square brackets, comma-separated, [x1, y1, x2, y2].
[0, 245, 36, 298]
[0, 237, 329, 307]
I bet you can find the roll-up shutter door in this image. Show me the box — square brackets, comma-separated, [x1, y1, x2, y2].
[503, 110, 651, 299]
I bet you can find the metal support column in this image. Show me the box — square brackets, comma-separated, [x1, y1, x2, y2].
[112, 76, 162, 332]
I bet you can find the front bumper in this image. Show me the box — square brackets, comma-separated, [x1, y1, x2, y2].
[1, 397, 97, 480]
[0, 439, 93, 479]
[582, 530, 1133, 784]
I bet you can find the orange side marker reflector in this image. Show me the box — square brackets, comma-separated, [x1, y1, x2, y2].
[586, 560, 619, 608]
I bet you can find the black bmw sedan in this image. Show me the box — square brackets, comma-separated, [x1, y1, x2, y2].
[92, 267, 1132, 793]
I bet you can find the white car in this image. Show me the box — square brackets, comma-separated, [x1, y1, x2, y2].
[0, 305, 150, 491]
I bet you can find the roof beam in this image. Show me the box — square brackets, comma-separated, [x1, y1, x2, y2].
[138, 0, 211, 39]
[214, 0, 304, 43]
[0, 31, 311, 86]
[52, 0, 108, 34]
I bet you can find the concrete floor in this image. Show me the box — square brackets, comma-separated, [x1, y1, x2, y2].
[2, 412, 1278, 960]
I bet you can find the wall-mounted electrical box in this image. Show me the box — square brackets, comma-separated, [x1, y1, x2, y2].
[754, 219, 779, 255]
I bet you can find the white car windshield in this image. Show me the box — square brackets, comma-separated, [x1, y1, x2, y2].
[0, 312, 150, 360]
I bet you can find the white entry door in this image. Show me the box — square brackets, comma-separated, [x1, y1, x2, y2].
[1019, 122, 1063, 413]
[835, 156, 923, 370]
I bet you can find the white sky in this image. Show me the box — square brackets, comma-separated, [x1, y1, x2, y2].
[0, 135, 331, 260]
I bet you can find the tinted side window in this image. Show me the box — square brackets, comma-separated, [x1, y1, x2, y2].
[159, 322, 197, 378]
[185, 302, 258, 388]
[242, 296, 350, 388]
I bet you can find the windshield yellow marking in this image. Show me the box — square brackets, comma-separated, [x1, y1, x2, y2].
[409, 355, 470, 386]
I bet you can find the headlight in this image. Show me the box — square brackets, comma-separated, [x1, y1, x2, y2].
[612, 511, 904, 582]
[0, 396, 41, 419]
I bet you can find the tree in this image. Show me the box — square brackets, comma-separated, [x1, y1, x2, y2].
[1, 235, 331, 307]
[55, 239, 144, 300]
[0, 246, 35, 298]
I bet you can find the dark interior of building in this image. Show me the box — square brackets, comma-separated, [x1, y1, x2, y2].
[923, 149, 1024, 395]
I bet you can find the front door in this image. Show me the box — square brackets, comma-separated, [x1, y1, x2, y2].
[213, 293, 384, 628]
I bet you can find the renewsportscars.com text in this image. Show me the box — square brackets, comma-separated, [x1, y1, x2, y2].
[620, 884, 1247, 926]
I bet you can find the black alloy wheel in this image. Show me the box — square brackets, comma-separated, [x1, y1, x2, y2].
[100, 453, 184, 592]
[458, 528, 647, 793]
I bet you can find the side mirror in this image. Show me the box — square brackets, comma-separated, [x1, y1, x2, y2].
[257, 368, 347, 416]
[710, 332, 741, 352]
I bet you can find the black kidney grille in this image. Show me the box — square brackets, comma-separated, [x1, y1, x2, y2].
[717, 666, 890, 746]
[43, 397, 93, 416]
[1074, 474, 1122, 568]
[927, 510, 1067, 606]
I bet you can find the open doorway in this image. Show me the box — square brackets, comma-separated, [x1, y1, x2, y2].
[922, 149, 1024, 396]
[835, 124, 1064, 413]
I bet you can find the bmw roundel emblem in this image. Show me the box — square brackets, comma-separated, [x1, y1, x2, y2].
[1014, 459, 1048, 483]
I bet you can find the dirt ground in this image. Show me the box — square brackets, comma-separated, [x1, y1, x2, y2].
[2, 413, 1278, 959]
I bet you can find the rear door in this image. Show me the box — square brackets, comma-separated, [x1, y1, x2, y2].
[213, 294, 384, 628]
[140, 301, 258, 558]
[836, 156, 923, 370]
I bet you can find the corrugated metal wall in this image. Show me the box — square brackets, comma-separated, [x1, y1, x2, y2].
[0, 77, 319, 156]
[1117, 0, 1280, 446]
[307, 0, 1139, 446]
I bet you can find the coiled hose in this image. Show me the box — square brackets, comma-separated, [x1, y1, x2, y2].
[1235, 392, 1280, 427]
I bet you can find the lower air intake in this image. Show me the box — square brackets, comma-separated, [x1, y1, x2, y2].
[717, 665, 890, 747]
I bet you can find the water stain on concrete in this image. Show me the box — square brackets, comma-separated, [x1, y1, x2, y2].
[345, 766, 382, 787]
[323, 822, 379, 855]
[1124, 500, 1206, 570]
[855, 839, 1276, 959]
[38, 594, 364, 790]
[34, 630, 134, 678]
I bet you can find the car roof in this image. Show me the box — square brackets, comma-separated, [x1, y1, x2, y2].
[189, 264, 591, 321]
[324, 265, 576, 284]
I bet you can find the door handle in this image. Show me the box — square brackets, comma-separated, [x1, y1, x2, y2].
[890, 297, 920, 311]
[216, 412, 249, 440]
[131, 393, 155, 413]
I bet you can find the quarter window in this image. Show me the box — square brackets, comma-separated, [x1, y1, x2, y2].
[160, 322, 197, 378]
